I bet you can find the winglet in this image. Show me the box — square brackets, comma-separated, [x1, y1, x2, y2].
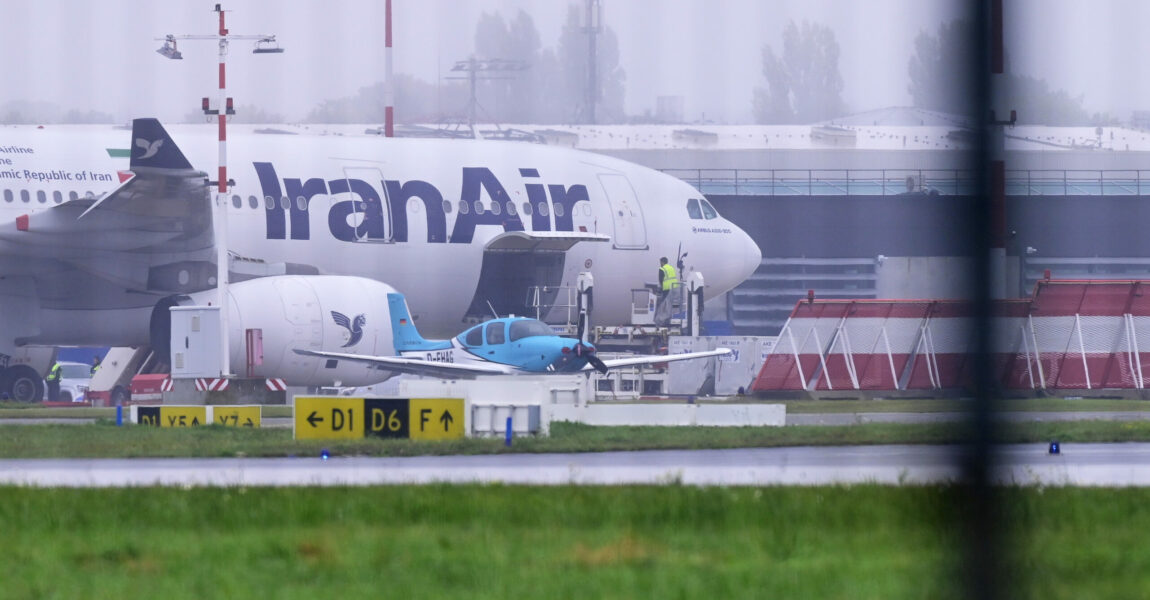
[130, 118, 193, 170]
[388, 293, 437, 351]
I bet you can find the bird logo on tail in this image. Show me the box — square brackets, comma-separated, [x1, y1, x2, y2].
[134, 138, 164, 160]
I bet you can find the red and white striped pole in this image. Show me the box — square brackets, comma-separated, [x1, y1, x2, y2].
[384, 0, 394, 137]
[215, 4, 233, 376]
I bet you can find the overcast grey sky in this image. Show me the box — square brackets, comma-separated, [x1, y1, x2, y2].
[0, 0, 1144, 124]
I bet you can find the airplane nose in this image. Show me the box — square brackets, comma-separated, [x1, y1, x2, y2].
[700, 227, 761, 296]
[738, 229, 762, 285]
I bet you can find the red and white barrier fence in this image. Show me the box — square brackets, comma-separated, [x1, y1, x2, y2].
[753, 280, 1150, 393]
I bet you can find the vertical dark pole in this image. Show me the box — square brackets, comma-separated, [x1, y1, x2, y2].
[504, 416, 513, 447]
[963, 1, 1006, 598]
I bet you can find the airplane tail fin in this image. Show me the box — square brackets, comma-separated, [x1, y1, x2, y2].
[388, 293, 439, 352]
[130, 118, 194, 170]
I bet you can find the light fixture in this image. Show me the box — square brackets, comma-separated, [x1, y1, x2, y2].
[156, 36, 183, 60]
[253, 37, 284, 54]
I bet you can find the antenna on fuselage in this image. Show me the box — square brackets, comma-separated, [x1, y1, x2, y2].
[485, 300, 500, 319]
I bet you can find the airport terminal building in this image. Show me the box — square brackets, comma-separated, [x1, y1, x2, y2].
[549, 108, 1150, 336]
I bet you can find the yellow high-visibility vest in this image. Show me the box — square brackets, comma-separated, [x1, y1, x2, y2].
[660, 263, 678, 291]
[46, 363, 61, 382]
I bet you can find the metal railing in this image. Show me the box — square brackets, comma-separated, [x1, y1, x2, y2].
[661, 168, 1150, 196]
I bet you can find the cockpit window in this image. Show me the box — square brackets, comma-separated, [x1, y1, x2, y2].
[509, 319, 554, 341]
[686, 198, 703, 220]
[462, 326, 483, 346]
[700, 199, 718, 220]
[485, 322, 506, 345]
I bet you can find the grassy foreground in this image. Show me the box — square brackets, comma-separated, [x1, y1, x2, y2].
[2, 419, 1150, 458]
[4, 485, 1149, 599]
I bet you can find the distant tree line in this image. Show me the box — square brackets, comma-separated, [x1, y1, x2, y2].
[2, 12, 1122, 127]
[307, 4, 626, 125]
[752, 20, 846, 124]
[0, 101, 115, 124]
[908, 18, 1116, 126]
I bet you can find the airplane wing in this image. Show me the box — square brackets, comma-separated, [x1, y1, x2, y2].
[293, 348, 512, 379]
[594, 347, 732, 370]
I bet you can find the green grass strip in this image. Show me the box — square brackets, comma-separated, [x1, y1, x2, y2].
[4, 485, 1149, 599]
[2, 419, 1150, 459]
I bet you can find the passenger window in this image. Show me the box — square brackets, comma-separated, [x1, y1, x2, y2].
[265, 195, 275, 210]
[442, 200, 452, 214]
[700, 199, 718, 220]
[686, 198, 702, 219]
[458, 200, 469, 214]
[538, 202, 549, 216]
[473, 200, 484, 214]
[52, 191, 63, 204]
[3, 189, 12, 203]
[464, 326, 483, 346]
[296, 196, 308, 211]
[248, 195, 259, 209]
[36, 190, 46, 204]
[69, 191, 78, 201]
[485, 322, 505, 345]
[521, 202, 532, 216]
[280, 196, 290, 210]
[506, 201, 517, 216]
[232, 195, 242, 208]
[491, 201, 501, 215]
[20, 190, 30, 203]
[554, 203, 564, 217]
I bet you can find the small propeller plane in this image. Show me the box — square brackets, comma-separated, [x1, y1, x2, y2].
[293, 293, 730, 379]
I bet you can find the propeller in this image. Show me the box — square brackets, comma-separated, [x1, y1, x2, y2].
[568, 281, 607, 373]
[571, 314, 608, 373]
[585, 352, 609, 374]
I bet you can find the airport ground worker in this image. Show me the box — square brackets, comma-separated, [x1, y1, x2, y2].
[91, 355, 101, 375]
[45, 362, 61, 402]
[656, 257, 678, 326]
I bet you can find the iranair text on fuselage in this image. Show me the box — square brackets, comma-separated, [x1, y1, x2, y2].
[254, 163, 590, 243]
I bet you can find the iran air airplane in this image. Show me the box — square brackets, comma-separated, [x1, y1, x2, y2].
[0, 118, 760, 393]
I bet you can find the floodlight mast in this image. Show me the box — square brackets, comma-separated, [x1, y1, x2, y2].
[156, 4, 283, 378]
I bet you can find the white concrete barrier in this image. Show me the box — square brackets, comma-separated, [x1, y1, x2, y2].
[397, 374, 786, 434]
[549, 403, 785, 427]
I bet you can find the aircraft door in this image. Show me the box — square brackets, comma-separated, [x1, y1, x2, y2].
[335, 167, 392, 242]
[597, 173, 648, 249]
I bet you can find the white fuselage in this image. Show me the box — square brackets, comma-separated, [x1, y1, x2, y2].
[0, 123, 761, 346]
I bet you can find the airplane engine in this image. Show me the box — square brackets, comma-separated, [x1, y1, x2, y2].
[150, 275, 398, 387]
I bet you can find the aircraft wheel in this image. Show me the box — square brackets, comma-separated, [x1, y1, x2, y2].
[2, 366, 45, 403]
